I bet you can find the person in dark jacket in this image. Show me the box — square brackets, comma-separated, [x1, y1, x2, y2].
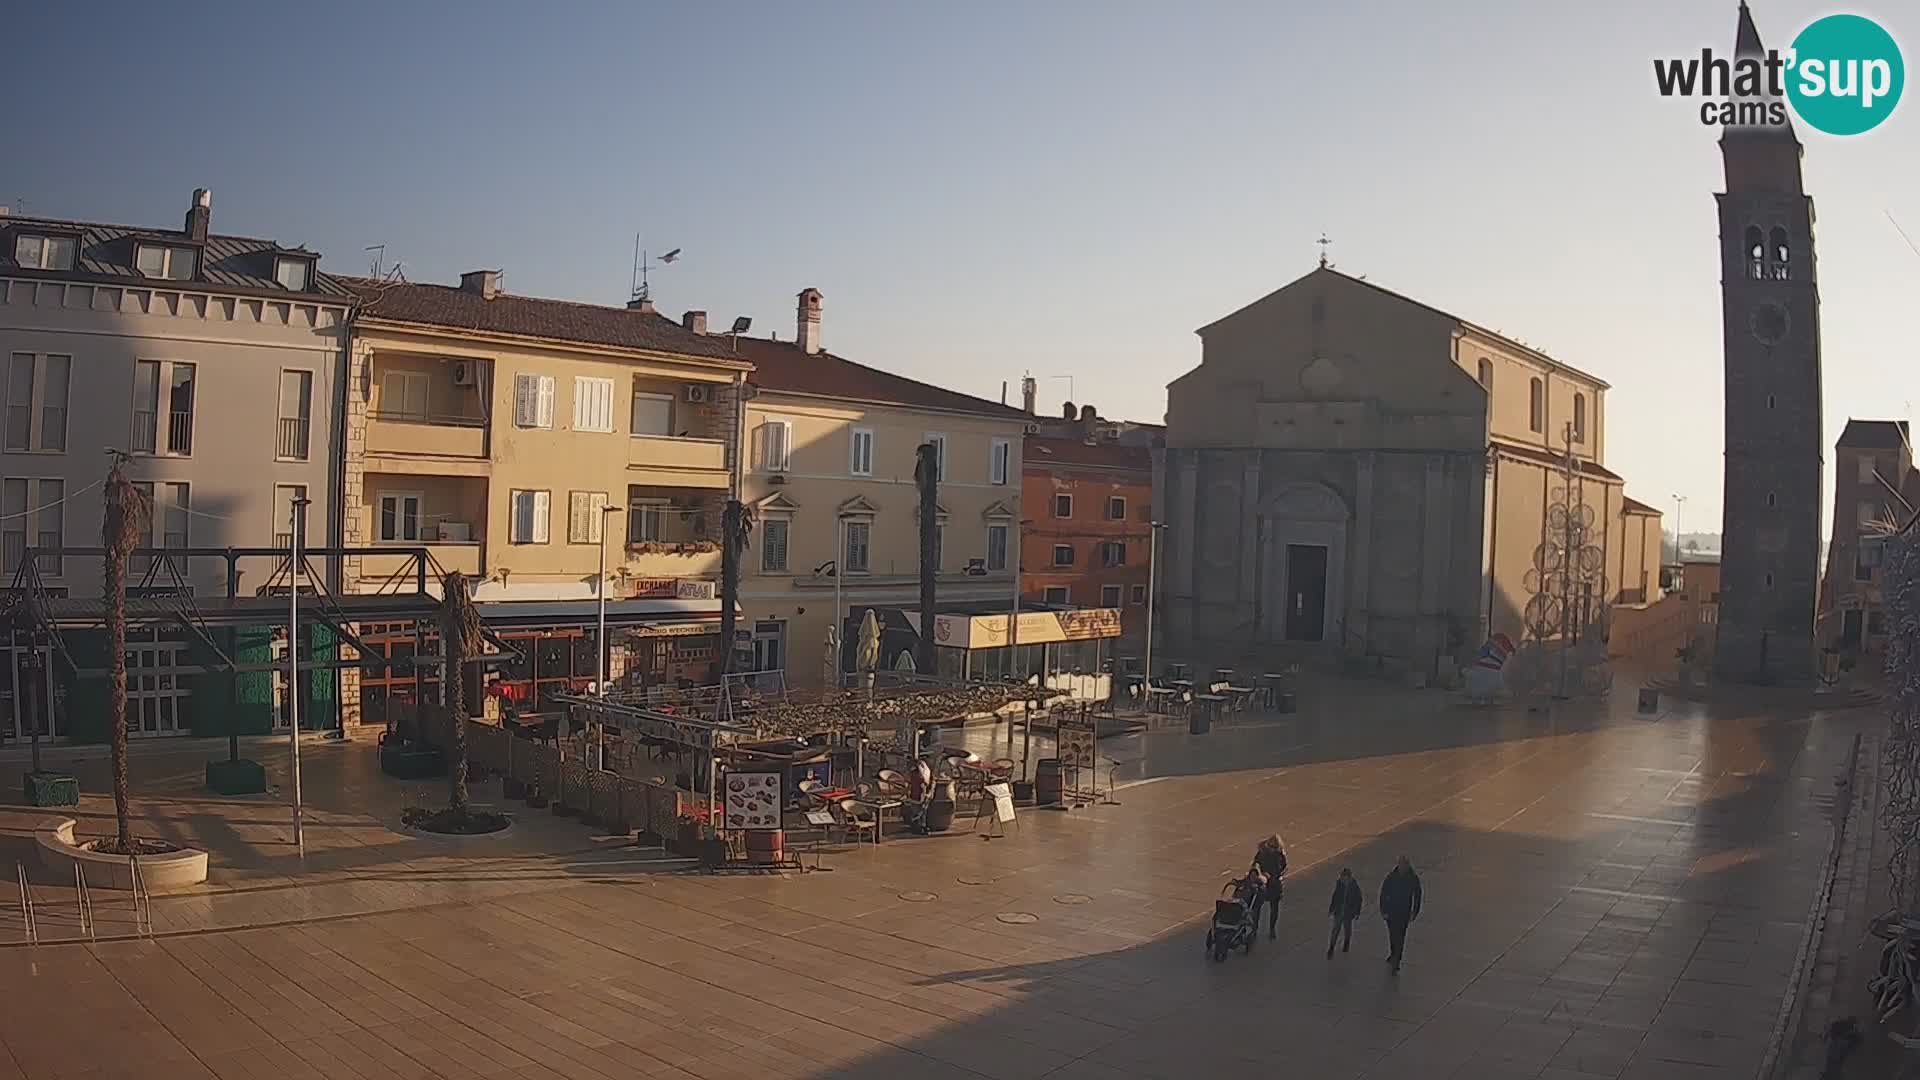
[1326, 868, 1363, 956]
[1378, 856, 1423, 972]
[1250, 834, 1288, 938]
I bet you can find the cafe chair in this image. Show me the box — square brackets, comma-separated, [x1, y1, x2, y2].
[837, 799, 879, 845]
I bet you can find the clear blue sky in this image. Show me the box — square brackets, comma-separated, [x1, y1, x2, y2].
[10, 1, 1916, 536]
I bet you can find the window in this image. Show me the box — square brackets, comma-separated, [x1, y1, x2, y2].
[134, 243, 197, 280]
[158, 363, 195, 454]
[510, 490, 550, 544]
[1572, 393, 1586, 442]
[0, 479, 24, 574]
[1859, 501, 1880, 527]
[751, 620, 787, 674]
[567, 491, 610, 543]
[277, 370, 312, 460]
[1767, 395, 1776, 410]
[1107, 496, 1126, 520]
[1767, 492, 1777, 508]
[1856, 543, 1879, 582]
[1745, 225, 1765, 280]
[1528, 377, 1544, 433]
[380, 370, 429, 419]
[273, 256, 312, 291]
[630, 391, 673, 437]
[1044, 586, 1070, 604]
[1101, 585, 1123, 608]
[1859, 457, 1879, 485]
[755, 419, 792, 472]
[7, 352, 69, 452]
[850, 428, 874, 476]
[626, 497, 663, 544]
[513, 374, 555, 428]
[378, 492, 423, 542]
[1100, 541, 1126, 567]
[986, 524, 1008, 572]
[273, 484, 307, 548]
[135, 482, 190, 550]
[1054, 494, 1072, 518]
[1052, 544, 1074, 567]
[989, 438, 1011, 486]
[1477, 357, 1493, 390]
[573, 377, 614, 433]
[1769, 226, 1791, 280]
[1130, 584, 1147, 605]
[13, 234, 75, 271]
[923, 433, 947, 481]
[760, 518, 790, 572]
[844, 521, 871, 573]
[24, 480, 62, 577]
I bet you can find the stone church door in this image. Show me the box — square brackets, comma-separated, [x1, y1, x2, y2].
[1284, 545, 1328, 642]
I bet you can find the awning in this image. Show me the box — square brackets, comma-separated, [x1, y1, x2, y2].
[474, 597, 737, 631]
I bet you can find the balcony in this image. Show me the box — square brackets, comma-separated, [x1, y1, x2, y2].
[277, 416, 311, 460]
[626, 434, 728, 488]
[359, 542, 485, 586]
[366, 412, 489, 464]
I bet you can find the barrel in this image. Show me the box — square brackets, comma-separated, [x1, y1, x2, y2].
[745, 829, 785, 866]
[1034, 758, 1064, 807]
[926, 779, 957, 832]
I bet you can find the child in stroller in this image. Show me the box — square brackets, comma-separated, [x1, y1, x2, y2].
[1205, 868, 1265, 961]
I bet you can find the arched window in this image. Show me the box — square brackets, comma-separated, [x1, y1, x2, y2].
[1572, 393, 1587, 442]
[1528, 377, 1544, 433]
[1769, 226, 1791, 280]
[1745, 225, 1765, 280]
[1477, 357, 1493, 392]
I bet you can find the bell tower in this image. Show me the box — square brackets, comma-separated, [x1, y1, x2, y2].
[1712, 2, 1823, 685]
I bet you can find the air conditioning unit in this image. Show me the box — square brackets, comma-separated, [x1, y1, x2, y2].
[452, 360, 478, 386]
[1023, 423, 1040, 435]
[683, 384, 710, 404]
[438, 521, 472, 542]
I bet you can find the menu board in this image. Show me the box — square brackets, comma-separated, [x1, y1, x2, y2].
[1057, 712, 1097, 770]
[722, 771, 782, 831]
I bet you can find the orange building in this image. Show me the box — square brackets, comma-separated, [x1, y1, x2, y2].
[1021, 433, 1153, 649]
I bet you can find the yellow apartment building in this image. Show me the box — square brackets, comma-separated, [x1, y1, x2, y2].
[730, 289, 1032, 688]
[338, 271, 752, 723]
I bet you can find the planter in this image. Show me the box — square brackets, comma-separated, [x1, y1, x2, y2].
[1011, 779, 1036, 806]
[674, 820, 702, 856]
[698, 837, 729, 869]
[36, 819, 207, 892]
[205, 758, 267, 796]
[22, 771, 79, 807]
[379, 743, 445, 780]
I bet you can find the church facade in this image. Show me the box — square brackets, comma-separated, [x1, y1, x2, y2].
[1155, 266, 1664, 678]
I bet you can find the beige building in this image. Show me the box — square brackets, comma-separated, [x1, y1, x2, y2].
[1818, 419, 1917, 656]
[1158, 265, 1663, 676]
[339, 272, 753, 721]
[731, 290, 1030, 687]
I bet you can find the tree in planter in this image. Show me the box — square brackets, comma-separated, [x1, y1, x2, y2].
[717, 499, 754, 677]
[102, 458, 151, 851]
[915, 442, 939, 675]
[438, 570, 483, 818]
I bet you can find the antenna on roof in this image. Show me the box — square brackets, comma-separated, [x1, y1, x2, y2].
[1317, 232, 1332, 269]
[630, 234, 681, 304]
[365, 244, 386, 277]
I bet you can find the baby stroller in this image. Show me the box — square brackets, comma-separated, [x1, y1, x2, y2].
[1205, 873, 1261, 962]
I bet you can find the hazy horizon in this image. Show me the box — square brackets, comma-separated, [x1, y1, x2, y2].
[9, 0, 1914, 538]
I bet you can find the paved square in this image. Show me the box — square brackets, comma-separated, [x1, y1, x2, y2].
[0, 676, 1874, 1078]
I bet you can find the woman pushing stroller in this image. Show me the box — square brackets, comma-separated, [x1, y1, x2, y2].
[1248, 834, 1287, 939]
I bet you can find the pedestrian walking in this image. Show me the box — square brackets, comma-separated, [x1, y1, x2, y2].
[1379, 856, 1422, 973]
[1249, 834, 1288, 939]
[1326, 867, 1363, 956]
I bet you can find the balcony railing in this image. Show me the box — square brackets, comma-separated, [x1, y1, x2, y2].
[626, 433, 728, 481]
[366, 411, 488, 459]
[132, 411, 157, 452]
[275, 532, 294, 550]
[2, 532, 23, 574]
[277, 416, 310, 460]
[167, 410, 193, 454]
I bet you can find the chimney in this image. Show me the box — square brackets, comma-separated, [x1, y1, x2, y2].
[682, 310, 707, 334]
[1079, 404, 1097, 423]
[460, 269, 500, 300]
[1021, 376, 1037, 416]
[627, 296, 656, 314]
[797, 288, 823, 355]
[1062, 401, 1077, 420]
[184, 188, 211, 241]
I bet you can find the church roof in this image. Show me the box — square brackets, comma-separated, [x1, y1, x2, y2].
[1837, 420, 1909, 450]
[1621, 496, 1662, 516]
[1198, 266, 1611, 390]
[1490, 438, 1623, 482]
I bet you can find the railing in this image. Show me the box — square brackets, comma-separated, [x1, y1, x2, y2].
[366, 411, 488, 458]
[2, 532, 23, 574]
[626, 433, 727, 475]
[36, 532, 59, 577]
[167, 410, 192, 454]
[275, 532, 293, 550]
[277, 416, 310, 460]
[1617, 587, 1648, 605]
[131, 411, 157, 452]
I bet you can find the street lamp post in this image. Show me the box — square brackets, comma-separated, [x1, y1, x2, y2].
[288, 496, 310, 858]
[833, 517, 845, 689]
[1671, 494, 1686, 563]
[1145, 522, 1164, 682]
[594, 504, 620, 770]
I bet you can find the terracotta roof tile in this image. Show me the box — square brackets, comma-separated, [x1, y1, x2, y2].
[344, 278, 745, 361]
[727, 335, 1027, 420]
[1024, 436, 1151, 471]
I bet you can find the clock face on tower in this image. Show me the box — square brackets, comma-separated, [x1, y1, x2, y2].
[1750, 303, 1790, 346]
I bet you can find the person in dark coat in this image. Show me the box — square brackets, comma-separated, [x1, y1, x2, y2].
[1250, 834, 1288, 938]
[1378, 856, 1423, 972]
[1327, 867, 1363, 956]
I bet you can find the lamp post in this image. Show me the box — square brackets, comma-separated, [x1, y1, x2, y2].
[1145, 522, 1165, 682]
[594, 504, 620, 770]
[1671, 494, 1686, 562]
[833, 517, 845, 689]
[288, 496, 310, 858]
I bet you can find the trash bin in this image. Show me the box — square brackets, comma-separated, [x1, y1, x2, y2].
[1034, 758, 1064, 806]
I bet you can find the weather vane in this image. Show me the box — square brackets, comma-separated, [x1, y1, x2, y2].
[1317, 233, 1332, 269]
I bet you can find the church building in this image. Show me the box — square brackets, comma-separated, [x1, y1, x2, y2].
[1155, 264, 1665, 679]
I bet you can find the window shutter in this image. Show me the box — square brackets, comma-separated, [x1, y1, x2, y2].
[537, 376, 555, 428]
[533, 491, 550, 543]
[511, 492, 529, 541]
[772, 422, 790, 470]
[513, 375, 534, 426]
[568, 492, 588, 542]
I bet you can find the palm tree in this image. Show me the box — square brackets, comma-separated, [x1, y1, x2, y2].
[718, 499, 753, 677]
[915, 443, 939, 674]
[438, 570, 482, 816]
[102, 458, 149, 852]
